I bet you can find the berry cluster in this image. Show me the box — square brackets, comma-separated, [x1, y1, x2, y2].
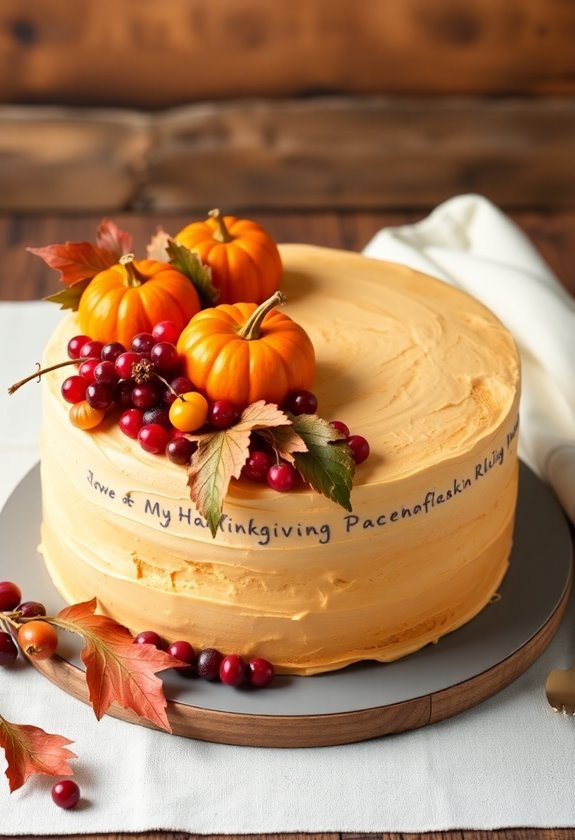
[0, 581, 54, 666]
[133, 630, 275, 688]
[243, 389, 370, 492]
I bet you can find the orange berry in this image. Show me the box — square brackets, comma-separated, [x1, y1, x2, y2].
[168, 391, 209, 432]
[69, 400, 106, 430]
[17, 621, 58, 660]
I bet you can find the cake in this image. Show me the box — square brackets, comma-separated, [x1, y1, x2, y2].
[39, 244, 520, 675]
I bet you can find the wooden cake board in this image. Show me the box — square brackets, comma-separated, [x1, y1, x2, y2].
[1, 462, 572, 748]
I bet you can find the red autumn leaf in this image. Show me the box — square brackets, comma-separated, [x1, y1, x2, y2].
[96, 217, 133, 259]
[53, 599, 183, 732]
[0, 714, 76, 793]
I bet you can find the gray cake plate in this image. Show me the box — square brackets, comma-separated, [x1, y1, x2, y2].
[0, 462, 572, 747]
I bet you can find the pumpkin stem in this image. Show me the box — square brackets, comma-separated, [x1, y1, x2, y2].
[120, 253, 146, 287]
[237, 291, 287, 341]
[209, 209, 234, 243]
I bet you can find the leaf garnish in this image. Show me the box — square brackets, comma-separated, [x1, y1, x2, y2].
[43, 279, 91, 310]
[166, 238, 219, 307]
[0, 715, 76, 793]
[290, 413, 355, 511]
[52, 599, 184, 732]
[95, 217, 133, 258]
[187, 401, 291, 536]
[146, 226, 171, 261]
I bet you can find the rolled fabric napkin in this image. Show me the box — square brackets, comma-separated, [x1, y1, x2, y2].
[362, 194, 575, 525]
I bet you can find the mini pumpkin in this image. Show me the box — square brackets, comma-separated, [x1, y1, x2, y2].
[78, 255, 201, 347]
[176, 291, 315, 408]
[175, 209, 282, 305]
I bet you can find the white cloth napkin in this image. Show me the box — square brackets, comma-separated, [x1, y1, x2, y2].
[363, 194, 575, 524]
[1, 202, 575, 836]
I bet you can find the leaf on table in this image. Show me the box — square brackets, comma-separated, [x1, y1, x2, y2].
[290, 413, 355, 511]
[0, 715, 76, 793]
[54, 599, 184, 732]
[166, 238, 219, 307]
[187, 401, 292, 537]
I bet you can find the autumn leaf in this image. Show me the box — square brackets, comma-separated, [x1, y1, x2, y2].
[27, 218, 132, 292]
[187, 401, 291, 536]
[146, 226, 171, 261]
[290, 414, 355, 511]
[166, 238, 219, 307]
[95, 217, 133, 258]
[43, 279, 91, 310]
[52, 599, 184, 732]
[0, 714, 76, 793]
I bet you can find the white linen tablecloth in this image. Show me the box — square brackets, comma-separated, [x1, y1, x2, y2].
[1, 198, 575, 835]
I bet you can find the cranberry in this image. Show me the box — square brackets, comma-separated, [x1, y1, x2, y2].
[267, 462, 297, 492]
[347, 434, 370, 464]
[114, 351, 141, 380]
[78, 339, 103, 359]
[285, 389, 318, 416]
[133, 630, 167, 650]
[163, 376, 193, 406]
[247, 657, 275, 687]
[167, 640, 196, 676]
[196, 648, 223, 681]
[61, 375, 88, 404]
[85, 382, 114, 411]
[67, 334, 91, 360]
[0, 581, 22, 611]
[330, 419, 350, 437]
[119, 408, 144, 439]
[150, 341, 179, 374]
[131, 332, 155, 355]
[209, 399, 238, 429]
[152, 320, 181, 344]
[100, 341, 126, 363]
[243, 450, 274, 482]
[132, 381, 161, 410]
[93, 360, 119, 385]
[166, 436, 197, 465]
[113, 378, 137, 409]
[0, 631, 18, 667]
[16, 600, 46, 618]
[142, 405, 171, 429]
[219, 654, 246, 686]
[51, 779, 80, 810]
[78, 358, 99, 384]
[138, 423, 169, 454]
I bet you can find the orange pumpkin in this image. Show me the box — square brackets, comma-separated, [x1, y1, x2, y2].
[177, 292, 315, 408]
[78, 255, 201, 347]
[175, 209, 282, 305]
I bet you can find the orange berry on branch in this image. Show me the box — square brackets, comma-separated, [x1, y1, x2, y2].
[17, 621, 59, 660]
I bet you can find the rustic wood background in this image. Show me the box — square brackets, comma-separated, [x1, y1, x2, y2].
[0, 0, 574, 210]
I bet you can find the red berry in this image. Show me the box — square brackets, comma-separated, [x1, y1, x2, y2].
[114, 351, 141, 380]
[93, 360, 119, 385]
[219, 654, 246, 686]
[119, 408, 144, 439]
[167, 639, 195, 663]
[51, 779, 80, 810]
[247, 657, 275, 687]
[285, 389, 318, 415]
[0, 581, 22, 611]
[142, 405, 171, 428]
[150, 341, 179, 374]
[243, 450, 273, 482]
[113, 378, 136, 409]
[78, 339, 103, 359]
[138, 423, 169, 454]
[16, 600, 46, 618]
[196, 648, 223, 681]
[67, 334, 91, 360]
[133, 630, 167, 649]
[209, 399, 238, 429]
[132, 381, 161, 410]
[166, 436, 196, 465]
[163, 376, 194, 406]
[131, 332, 155, 355]
[267, 462, 297, 492]
[78, 358, 99, 384]
[0, 632, 18, 667]
[100, 341, 126, 363]
[347, 434, 370, 464]
[330, 420, 350, 437]
[152, 320, 181, 344]
[61, 375, 88, 404]
[85, 382, 115, 411]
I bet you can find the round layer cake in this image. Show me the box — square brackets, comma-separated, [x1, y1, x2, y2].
[39, 244, 520, 675]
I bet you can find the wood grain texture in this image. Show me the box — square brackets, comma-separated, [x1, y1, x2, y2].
[2, 97, 575, 211]
[1, 0, 575, 106]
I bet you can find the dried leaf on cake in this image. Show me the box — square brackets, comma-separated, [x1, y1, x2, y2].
[0, 715, 76, 793]
[290, 413, 355, 511]
[53, 599, 183, 732]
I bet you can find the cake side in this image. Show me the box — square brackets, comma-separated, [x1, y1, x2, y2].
[39, 244, 520, 675]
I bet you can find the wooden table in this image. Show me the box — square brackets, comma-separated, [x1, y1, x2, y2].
[1, 209, 574, 840]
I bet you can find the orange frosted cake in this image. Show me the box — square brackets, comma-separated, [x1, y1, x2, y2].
[38, 243, 520, 675]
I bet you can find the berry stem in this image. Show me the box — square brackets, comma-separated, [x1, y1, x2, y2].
[208, 208, 233, 243]
[237, 291, 287, 341]
[8, 358, 99, 395]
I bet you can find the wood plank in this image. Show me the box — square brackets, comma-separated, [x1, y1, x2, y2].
[1, 0, 575, 107]
[2, 97, 575, 212]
